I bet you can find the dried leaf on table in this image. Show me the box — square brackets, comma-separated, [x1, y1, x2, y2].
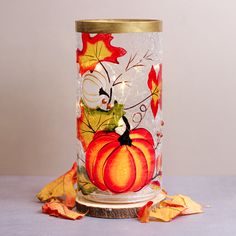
[149, 204, 186, 222]
[36, 162, 77, 208]
[137, 192, 203, 223]
[137, 201, 153, 223]
[166, 194, 203, 215]
[161, 189, 168, 196]
[42, 201, 86, 220]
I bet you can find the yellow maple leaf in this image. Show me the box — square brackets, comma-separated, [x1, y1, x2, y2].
[137, 193, 203, 223]
[149, 204, 186, 222]
[36, 162, 77, 208]
[167, 194, 203, 215]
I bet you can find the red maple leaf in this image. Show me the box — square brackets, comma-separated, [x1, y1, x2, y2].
[147, 64, 162, 118]
[76, 33, 127, 75]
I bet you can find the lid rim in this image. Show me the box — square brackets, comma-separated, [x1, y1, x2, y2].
[75, 19, 162, 33]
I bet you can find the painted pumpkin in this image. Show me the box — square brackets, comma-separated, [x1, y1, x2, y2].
[85, 128, 156, 193]
[82, 69, 111, 110]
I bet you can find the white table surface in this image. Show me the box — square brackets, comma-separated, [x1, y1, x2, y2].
[1, 176, 235, 236]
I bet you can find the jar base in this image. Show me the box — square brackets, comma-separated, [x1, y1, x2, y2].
[76, 190, 165, 219]
[83, 186, 159, 204]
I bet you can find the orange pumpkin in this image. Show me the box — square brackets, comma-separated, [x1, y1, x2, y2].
[85, 128, 156, 193]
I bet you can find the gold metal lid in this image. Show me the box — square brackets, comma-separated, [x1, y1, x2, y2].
[75, 19, 162, 33]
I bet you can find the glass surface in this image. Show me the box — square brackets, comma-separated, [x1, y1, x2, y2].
[76, 31, 163, 203]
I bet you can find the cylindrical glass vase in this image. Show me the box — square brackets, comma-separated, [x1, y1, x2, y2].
[76, 19, 163, 204]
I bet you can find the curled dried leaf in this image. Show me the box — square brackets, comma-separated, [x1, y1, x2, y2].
[42, 201, 86, 220]
[149, 205, 186, 222]
[167, 194, 203, 215]
[137, 201, 153, 223]
[36, 162, 77, 208]
[137, 193, 203, 223]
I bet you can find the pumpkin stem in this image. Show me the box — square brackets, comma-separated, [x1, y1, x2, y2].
[118, 116, 132, 146]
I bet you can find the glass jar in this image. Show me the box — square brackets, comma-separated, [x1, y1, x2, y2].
[76, 19, 163, 204]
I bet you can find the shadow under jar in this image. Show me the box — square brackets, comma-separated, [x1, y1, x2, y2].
[76, 19, 163, 204]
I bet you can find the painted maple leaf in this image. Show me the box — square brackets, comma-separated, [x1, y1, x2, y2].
[147, 64, 162, 118]
[76, 33, 127, 75]
[77, 101, 125, 151]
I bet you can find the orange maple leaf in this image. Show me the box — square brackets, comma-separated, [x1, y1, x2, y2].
[42, 201, 86, 220]
[76, 33, 127, 75]
[147, 64, 162, 118]
[137, 201, 153, 223]
[36, 162, 77, 208]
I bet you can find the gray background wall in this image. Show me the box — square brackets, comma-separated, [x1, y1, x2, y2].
[0, 0, 235, 176]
